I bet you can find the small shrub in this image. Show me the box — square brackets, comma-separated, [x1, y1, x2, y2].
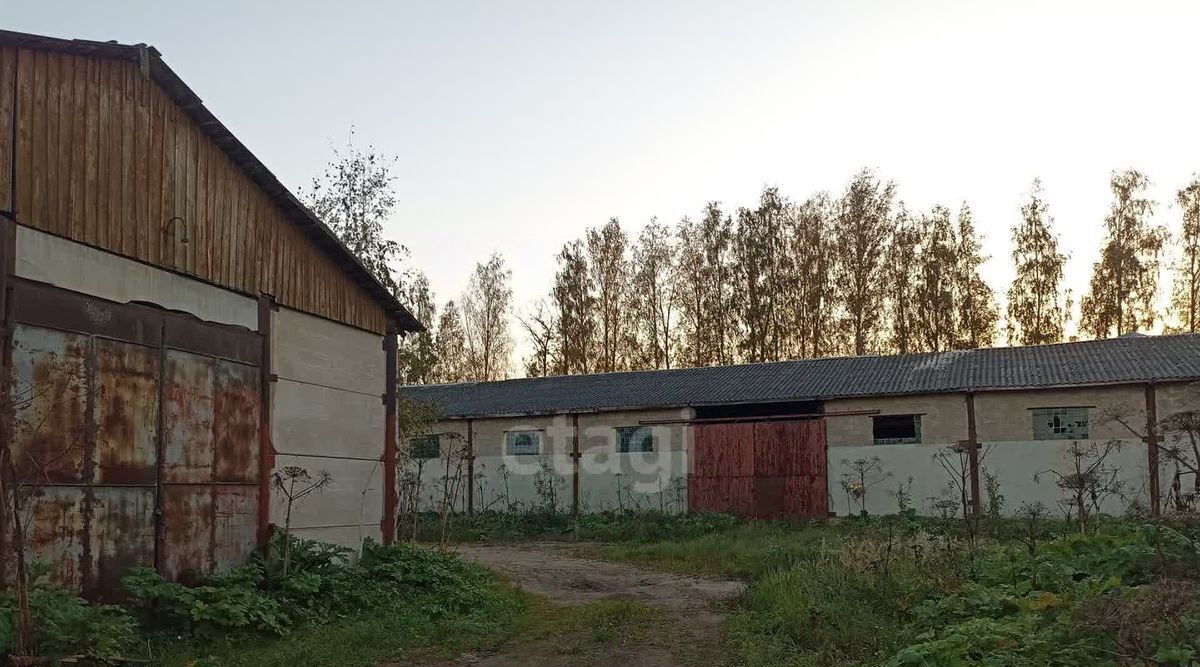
[0, 583, 137, 662]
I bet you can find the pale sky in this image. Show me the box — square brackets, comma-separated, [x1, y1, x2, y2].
[6, 1, 1200, 353]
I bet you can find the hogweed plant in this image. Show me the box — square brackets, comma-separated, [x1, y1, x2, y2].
[271, 466, 334, 577]
[840, 456, 892, 517]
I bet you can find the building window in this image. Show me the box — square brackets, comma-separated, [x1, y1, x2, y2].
[1032, 407, 1089, 440]
[505, 430, 541, 455]
[616, 426, 655, 453]
[873, 415, 922, 445]
[409, 435, 440, 459]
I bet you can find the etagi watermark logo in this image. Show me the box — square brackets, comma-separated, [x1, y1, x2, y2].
[489, 415, 686, 495]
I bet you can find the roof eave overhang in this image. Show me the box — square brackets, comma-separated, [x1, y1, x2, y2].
[0, 30, 425, 334]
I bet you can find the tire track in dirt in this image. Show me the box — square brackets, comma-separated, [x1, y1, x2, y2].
[450, 543, 744, 667]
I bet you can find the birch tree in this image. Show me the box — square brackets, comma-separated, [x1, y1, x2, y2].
[587, 218, 629, 372]
[397, 272, 438, 384]
[790, 193, 838, 358]
[433, 301, 469, 383]
[552, 240, 595, 374]
[914, 205, 957, 352]
[520, 299, 560, 377]
[304, 134, 409, 294]
[885, 203, 922, 354]
[1007, 180, 1070, 345]
[833, 169, 895, 356]
[734, 187, 791, 362]
[1080, 170, 1167, 338]
[462, 253, 513, 381]
[952, 204, 998, 349]
[629, 220, 678, 369]
[1171, 175, 1200, 333]
[675, 204, 736, 366]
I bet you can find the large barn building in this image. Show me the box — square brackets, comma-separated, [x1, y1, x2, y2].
[403, 335, 1200, 520]
[0, 31, 422, 597]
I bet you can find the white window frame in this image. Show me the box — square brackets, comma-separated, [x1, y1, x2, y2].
[1031, 407, 1090, 441]
[615, 425, 655, 453]
[505, 429, 543, 456]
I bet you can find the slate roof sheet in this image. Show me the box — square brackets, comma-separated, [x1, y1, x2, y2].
[402, 334, 1200, 419]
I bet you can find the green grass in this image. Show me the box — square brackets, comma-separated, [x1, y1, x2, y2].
[594, 519, 934, 666]
[150, 576, 525, 667]
[584, 516, 1200, 666]
[150, 582, 658, 667]
[595, 520, 853, 579]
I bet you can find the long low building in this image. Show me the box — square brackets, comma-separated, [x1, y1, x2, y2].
[401, 334, 1200, 519]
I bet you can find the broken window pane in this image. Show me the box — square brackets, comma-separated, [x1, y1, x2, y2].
[1032, 407, 1089, 440]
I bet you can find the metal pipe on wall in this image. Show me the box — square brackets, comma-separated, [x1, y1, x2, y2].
[256, 295, 275, 549]
[381, 325, 399, 544]
[1146, 383, 1160, 517]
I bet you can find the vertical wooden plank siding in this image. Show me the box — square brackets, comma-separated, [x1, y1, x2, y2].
[9, 48, 387, 333]
[0, 47, 14, 213]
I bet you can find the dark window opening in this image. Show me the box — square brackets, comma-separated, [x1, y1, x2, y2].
[693, 400, 822, 421]
[410, 434, 440, 459]
[873, 415, 922, 445]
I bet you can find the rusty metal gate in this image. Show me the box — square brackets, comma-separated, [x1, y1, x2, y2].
[2, 279, 261, 598]
[688, 419, 827, 519]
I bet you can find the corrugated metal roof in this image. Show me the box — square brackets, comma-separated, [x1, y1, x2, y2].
[0, 29, 423, 333]
[401, 334, 1200, 418]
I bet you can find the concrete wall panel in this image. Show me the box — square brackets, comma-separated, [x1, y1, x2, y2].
[578, 451, 688, 513]
[272, 379, 385, 460]
[1157, 381, 1200, 421]
[16, 226, 256, 329]
[289, 524, 383, 553]
[273, 306, 384, 394]
[270, 454, 384, 532]
[975, 385, 1144, 442]
[828, 443, 952, 516]
[981, 439, 1149, 516]
[826, 394, 967, 447]
[472, 454, 575, 512]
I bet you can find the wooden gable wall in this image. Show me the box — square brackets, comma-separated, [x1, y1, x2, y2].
[0, 46, 388, 334]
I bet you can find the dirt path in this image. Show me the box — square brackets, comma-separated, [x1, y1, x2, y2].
[449, 543, 744, 667]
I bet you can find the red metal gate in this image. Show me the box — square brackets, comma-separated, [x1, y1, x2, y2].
[688, 419, 827, 519]
[2, 280, 261, 598]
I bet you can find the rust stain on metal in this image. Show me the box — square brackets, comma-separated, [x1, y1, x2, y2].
[11, 325, 89, 483]
[10, 287, 263, 597]
[213, 361, 260, 483]
[94, 338, 158, 485]
[163, 350, 215, 483]
[689, 419, 828, 520]
[212, 485, 257, 571]
[160, 485, 213, 581]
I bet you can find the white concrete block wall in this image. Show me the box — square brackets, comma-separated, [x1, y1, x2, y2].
[270, 306, 386, 548]
[578, 451, 688, 513]
[981, 439, 1149, 517]
[15, 226, 257, 329]
[828, 443, 956, 517]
